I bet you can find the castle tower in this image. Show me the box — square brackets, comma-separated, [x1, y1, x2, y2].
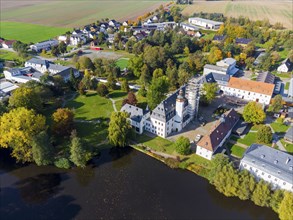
[174, 89, 186, 132]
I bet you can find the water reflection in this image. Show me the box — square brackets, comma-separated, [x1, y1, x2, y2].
[15, 173, 62, 204]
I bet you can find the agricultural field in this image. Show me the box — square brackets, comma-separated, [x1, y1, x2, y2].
[0, 21, 70, 43]
[1, 0, 167, 28]
[181, 1, 293, 29]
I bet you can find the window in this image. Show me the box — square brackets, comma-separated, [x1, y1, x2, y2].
[244, 164, 247, 167]
[275, 178, 278, 182]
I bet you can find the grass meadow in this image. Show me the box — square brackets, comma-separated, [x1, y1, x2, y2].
[1, 0, 166, 28]
[0, 21, 70, 43]
[182, 1, 293, 29]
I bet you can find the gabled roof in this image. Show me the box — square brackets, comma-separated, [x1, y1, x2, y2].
[204, 64, 227, 73]
[121, 104, 149, 123]
[151, 86, 187, 122]
[197, 109, 239, 152]
[235, 38, 252, 45]
[241, 144, 293, 184]
[256, 71, 275, 84]
[26, 58, 52, 67]
[281, 58, 292, 69]
[213, 35, 226, 41]
[227, 77, 275, 96]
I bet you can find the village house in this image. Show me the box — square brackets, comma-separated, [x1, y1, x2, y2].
[212, 35, 226, 43]
[200, 72, 230, 92]
[2, 40, 16, 48]
[120, 104, 150, 134]
[25, 58, 80, 82]
[188, 17, 223, 30]
[30, 40, 59, 52]
[235, 38, 252, 47]
[277, 58, 292, 73]
[222, 77, 275, 105]
[70, 34, 87, 46]
[204, 58, 238, 76]
[4, 67, 43, 84]
[196, 109, 239, 160]
[0, 81, 19, 100]
[240, 144, 293, 192]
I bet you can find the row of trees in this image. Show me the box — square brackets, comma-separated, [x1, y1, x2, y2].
[209, 155, 292, 220]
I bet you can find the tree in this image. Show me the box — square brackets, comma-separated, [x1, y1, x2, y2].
[269, 95, 283, 113]
[106, 73, 117, 90]
[0, 102, 8, 116]
[270, 189, 284, 213]
[147, 76, 169, 109]
[201, 83, 219, 104]
[58, 41, 67, 57]
[174, 136, 190, 155]
[278, 192, 293, 220]
[128, 55, 144, 77]
[78, 56, 94, 70]
[32, 131, 53, 166]
[209, 154, 230, 182]
[96, 83, 109, 97]
[9, 87, 42, 112]
[256, 125, 272, 144]
[122, 91, 138, 106]
[52, 108, 74, 137]
[108, 111, 131, 147]
[243, 102, 266, 124]
[138, 85, 147, 97]
[212, 163, 240, 197]
[0, 107, 46, 163]
[121, 79, 129, 92]
[208, 46, 223, 64]
[251, 180, 272, 207]
[238, 170, 256, 200]
[70, 130, 88, 168]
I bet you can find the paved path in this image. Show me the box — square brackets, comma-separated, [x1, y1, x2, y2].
[109, 98, 118, 112]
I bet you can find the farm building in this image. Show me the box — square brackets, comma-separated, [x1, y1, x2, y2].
[188, 17, 223, 30]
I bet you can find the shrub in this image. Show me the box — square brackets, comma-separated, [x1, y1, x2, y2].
[174, 136, 191, 155]
[54, 158, 71, 169]
[164, 158, 180, 169]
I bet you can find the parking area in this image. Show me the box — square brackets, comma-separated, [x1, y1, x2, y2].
[167, 95, 245, 143]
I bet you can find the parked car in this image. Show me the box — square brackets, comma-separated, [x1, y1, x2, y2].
[194, 134, 202, 143]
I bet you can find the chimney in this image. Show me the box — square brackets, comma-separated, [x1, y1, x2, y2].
[286, 157, 290, 164]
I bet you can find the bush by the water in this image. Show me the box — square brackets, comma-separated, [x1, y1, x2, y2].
[54, 158, 71, 169]
[164, 158, 180, 169]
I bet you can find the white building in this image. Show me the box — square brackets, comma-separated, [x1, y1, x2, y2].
[120, 104, 150, 134]
[25, 58, 80, 82]
[144, 88, 192, 138]
[204, 58, 238, 76]
[30, 40, 59, 52]
[222, 77, 275, 105]
[70, 34, 87, 46]
[196, 109, 239, 160]
[0, 81, 19, 100]
[277, 58, 292, 73]
[240, 144, 293, 192]
[188, 17, 223, 30]
[181, 23, 199, 31]
[3, 67, 43, 84]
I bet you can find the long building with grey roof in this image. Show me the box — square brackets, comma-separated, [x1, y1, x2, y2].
[240, 144, 293, 192]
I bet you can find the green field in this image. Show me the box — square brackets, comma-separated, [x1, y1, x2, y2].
[226, 143, 246, 158]
[66, 92, 113, 120]
[270, 121, 290, 133]
[1, 0, 166, 28]
[0, 21, 69, 43]
[116, 58, 129, 70]
[182, 1, 293, 29]
[0, 50, 25, 62]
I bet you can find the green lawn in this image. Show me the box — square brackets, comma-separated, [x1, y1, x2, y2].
[285, 82, 290, 90]
[0, 50, 27, 63]
[280, 139, 293, 154]
[270, 121, 290, 133]
[237, 132, 257, 146]
[226, 143, 246, 158]
[66, 91, 113, 120]
[75, 122, 109, 149]
[135, 134, 175, 154]
[184, 154, 211, 168]
[108, 89, 128, 100]
[0, 21, 69, 43]
[116, 58, 129, 70]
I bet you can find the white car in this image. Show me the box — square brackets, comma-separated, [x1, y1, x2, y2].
[194, 134, 202, 143]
